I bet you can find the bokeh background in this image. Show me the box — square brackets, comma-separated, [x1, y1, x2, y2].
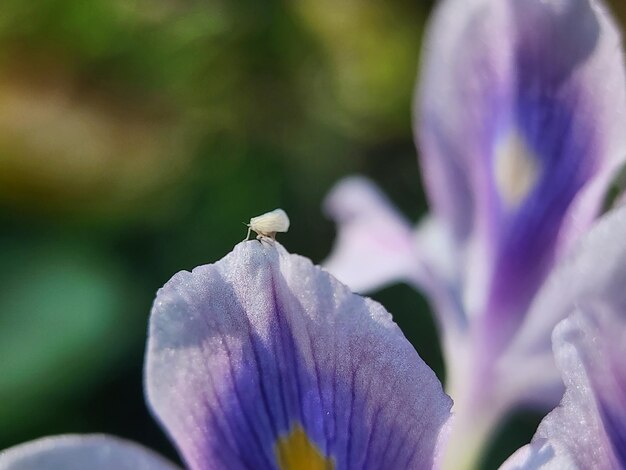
[2, 1, 625, 468]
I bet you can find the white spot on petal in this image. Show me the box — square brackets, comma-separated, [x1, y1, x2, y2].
[494, 130, 540, 208]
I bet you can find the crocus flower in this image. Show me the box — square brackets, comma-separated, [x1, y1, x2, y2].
[501, 205, 626, 469]
[0, 242, 452, 469]
[324, 0, 626, 466]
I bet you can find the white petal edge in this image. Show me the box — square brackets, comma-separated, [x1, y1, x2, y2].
[0, 434, 179, 470]
[498, 439, 576, 470]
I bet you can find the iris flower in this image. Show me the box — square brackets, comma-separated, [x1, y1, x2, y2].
[324, 0, 626, 465]
[3, 216, 626, 469]
[0, 242, 452, 469]
[3, 215, 626, 469]
[2, 0, 626, 468]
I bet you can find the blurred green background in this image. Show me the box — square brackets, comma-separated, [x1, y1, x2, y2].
[1, 1, 625, 468]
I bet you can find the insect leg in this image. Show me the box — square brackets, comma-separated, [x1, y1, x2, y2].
[243, 226, 252, 242]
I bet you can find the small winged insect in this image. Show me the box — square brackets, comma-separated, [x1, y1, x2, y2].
[244, 208, 290, 242]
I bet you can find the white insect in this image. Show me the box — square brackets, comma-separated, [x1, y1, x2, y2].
[244, 208, 290, 242]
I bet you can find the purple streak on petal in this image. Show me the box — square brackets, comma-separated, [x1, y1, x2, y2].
[496, 205, 626, 413]
[146, 241, 452, 470]
[484, 0, 611, 342]
[600, 403, 626, 465]
[588, 309, 626, 466]
[488, 88, 592, 317]
[0, 435, 178, 470]
[508, 204, 626, 358]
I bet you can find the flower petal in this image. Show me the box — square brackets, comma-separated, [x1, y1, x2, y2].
[145, 241, 452, 470]
[323, 176, 467, 338]
[322, 176, 417, 293]
[0, 435, 177, 470]
[496, 205, 626, 412]
[506, 205, 626, 381]
[498, 440, 574, 470]
[417, 0, 626, 337]
[501, 302, 626, 469]
[444, 206, 626, 468]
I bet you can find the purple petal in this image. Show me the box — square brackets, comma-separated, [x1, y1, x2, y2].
[417, 0, 626, 340]
[501, 302, 626, 469]
[145, 241, 452, 470]
[443, 207, 626, 468]
[0, 435, 177, 470]
[506, 205, 626, 395]
[491, 205, 626, 414]
[322, 176, 418, 293]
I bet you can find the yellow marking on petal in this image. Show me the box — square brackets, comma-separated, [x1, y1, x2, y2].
[275, 424, 334, 470]
[494, 130, 540, 207]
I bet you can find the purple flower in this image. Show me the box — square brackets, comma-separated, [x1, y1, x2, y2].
[0, 242, 452, 469]
[324, 0, 626, 465]
[4, 0, 626, 467]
